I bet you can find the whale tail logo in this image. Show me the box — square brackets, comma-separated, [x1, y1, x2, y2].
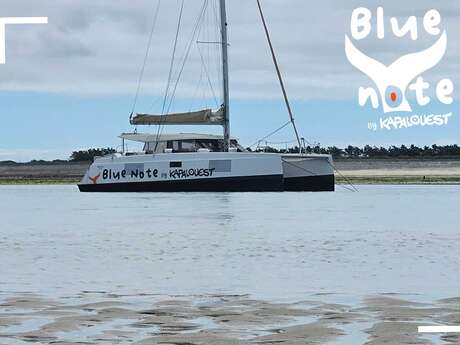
[345, 31, 447, 113]
[89, 174, 101, 185]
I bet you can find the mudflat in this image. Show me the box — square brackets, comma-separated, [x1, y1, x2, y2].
[0, 293, 458, 344]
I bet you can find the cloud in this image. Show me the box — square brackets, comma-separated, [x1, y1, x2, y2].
[0, 148, 71, 162]
[0, 0, 459, 105]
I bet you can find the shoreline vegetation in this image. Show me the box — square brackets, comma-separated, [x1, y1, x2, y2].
[2, 145, 460, 185]
[256, 143, 460, 159]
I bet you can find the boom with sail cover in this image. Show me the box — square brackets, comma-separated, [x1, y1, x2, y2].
[130, 108, 224, 126]
[129, 0, 231, 150]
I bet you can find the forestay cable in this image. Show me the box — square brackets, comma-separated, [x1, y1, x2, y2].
[256, 0, 302, 152]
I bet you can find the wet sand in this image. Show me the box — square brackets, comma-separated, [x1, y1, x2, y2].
[1, 293, 459, 344]
[335, 159, 460, 178]
[0, 162, 88, 179]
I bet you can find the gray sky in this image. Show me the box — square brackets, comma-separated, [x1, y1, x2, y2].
[1, 0, 460, 101]
[1, 0, 460, 161]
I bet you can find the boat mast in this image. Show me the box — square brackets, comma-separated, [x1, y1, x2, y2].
[219, 0, 231, 151]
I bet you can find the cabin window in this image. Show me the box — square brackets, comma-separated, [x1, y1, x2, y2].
[181, 140, 194, 151]
[172, 141, 180, 151]
[196, 139, 222, 152]
[146, 138, 245, 153]
[170, 161, 182, 168]
[144, 141, 166, 153]
[165, 140, 196, 152]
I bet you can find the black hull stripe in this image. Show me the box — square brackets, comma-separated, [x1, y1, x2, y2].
[78, 174, 335, 193]
[284, 175, 335, 192]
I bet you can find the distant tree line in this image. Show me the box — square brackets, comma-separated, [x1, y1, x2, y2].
[70, 148, 116, 162]
[67, 145, 460, 162]
[254, 144, 460, 159]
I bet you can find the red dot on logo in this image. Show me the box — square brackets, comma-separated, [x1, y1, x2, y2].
[390, 92, 397, 102]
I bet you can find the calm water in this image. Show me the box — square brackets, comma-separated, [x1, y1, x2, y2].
[1, 185, 459, 303]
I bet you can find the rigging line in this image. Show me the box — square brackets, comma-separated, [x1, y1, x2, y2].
[265, 140, 297, 145]
[189, 55, 205, 111]
[282, 158, 357, 193]
[197, 44, 219, 107]
[196, 40, 223, 44]
[158, 1, 208, 143]
[130, 0, 162, 116]
[336, 182, 356, 193]
[248, 121, 292, 149]
[192, 6, 208, 111]
[153, 0, 185, 149]
[160, 0, 185, 116]
[165, 0, 208, 115]
[206, 5, 214, 107]
[197, 2, 209, 109]
[281, 159, 317, 176]
[211, 0, 222, 103]
[256, 0, 302, 153]
[328, 162, 359, 192]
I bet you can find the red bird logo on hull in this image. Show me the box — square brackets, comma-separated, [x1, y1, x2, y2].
[89, 174, 101, 185]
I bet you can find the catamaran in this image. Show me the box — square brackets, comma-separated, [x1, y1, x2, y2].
[78, 0, 335, 192]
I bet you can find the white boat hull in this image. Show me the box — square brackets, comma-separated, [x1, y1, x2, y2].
[78, 152, 334, 192]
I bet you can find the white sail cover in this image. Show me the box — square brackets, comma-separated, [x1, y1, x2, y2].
[130, 108, 224, 126]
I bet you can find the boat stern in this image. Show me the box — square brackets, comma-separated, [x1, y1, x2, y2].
[78, 159, 105, 192]
[281, 154, 335, 192]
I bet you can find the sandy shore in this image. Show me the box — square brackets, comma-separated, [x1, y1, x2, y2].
[0, 162, 88, 179]
[334, 159, 460, 178]
[0, 293, 459, 344]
